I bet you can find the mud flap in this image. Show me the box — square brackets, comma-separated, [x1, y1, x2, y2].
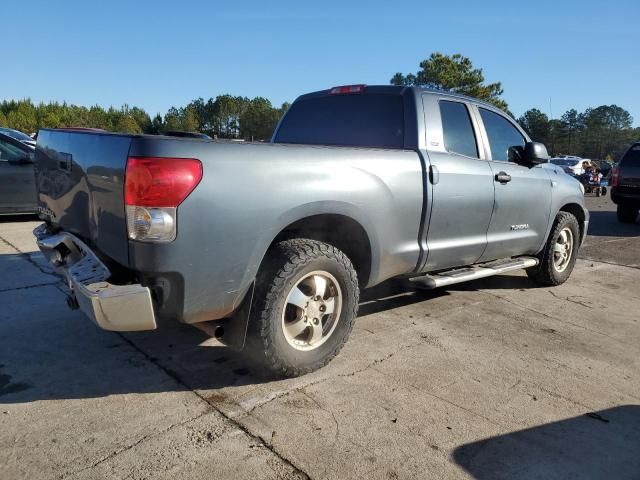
[215, 282, 255, 350]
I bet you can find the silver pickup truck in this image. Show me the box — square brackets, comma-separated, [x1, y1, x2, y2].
[33, 85, 588, 376]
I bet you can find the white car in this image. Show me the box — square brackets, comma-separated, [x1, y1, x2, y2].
[550, 156, 585, 176]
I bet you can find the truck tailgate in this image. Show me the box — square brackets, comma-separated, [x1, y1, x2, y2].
[35, 129, 133, 266]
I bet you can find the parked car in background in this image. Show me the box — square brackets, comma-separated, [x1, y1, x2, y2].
[0, 132, 37, 214]
[611, 142, 640, 223]
[550, 156, 585, 176]
[0, 127, 37, 148]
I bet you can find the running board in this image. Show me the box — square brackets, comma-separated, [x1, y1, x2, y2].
[410, 257, 539, 289]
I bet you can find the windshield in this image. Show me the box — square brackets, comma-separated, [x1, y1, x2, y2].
[551, 159, 580, 166]
[0, 128, 33, 142]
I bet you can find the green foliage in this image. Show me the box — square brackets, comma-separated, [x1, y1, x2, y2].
[240, 97, 281, 140]
[391, 52, 508, 111]
[518, 105, 637, 160]
[0, 94, 286, 141]
[518, 109, 551, 146]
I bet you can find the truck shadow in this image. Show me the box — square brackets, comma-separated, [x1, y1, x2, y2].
[585, 210, 640, 237]
[453, 405, 640, 479]
[0, 257, 542, 405]
[0, 214, 39, 223]
[358, 279, 450, 317]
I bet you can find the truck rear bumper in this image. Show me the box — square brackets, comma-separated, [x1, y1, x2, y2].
[34, 224, 157, 331]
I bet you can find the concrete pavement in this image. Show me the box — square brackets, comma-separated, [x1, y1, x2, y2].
[1, 196, 639, 479]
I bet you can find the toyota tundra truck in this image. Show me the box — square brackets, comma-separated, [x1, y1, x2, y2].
[33, 85, 589, 376]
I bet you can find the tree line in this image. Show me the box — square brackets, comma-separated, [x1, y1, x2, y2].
[517, 106, 638, 160]
[2, 53, 638, 158]
[393, 53, 639, 160]
[0, 95, 289, 141]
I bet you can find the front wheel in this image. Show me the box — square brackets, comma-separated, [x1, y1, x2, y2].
[245, 239, 359, 377]
[527, 211, 580, 286]
[617, 204, 638, 224]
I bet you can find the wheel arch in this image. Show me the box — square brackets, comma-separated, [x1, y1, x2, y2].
[558, 202, 587, 244]
[219, 207, 375, 352]
[269, 213, 373, 288]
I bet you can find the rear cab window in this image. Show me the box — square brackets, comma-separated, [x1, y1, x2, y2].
[274, 93, 405, 149]
[439, 100, 478, 158]
[479, 108, 526, 162]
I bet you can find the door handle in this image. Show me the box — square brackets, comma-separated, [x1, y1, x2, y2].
[429, 164, 439, 185]
[495, 171, 512, 184]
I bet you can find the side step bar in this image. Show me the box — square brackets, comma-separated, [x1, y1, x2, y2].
[410, 256, 539, 289]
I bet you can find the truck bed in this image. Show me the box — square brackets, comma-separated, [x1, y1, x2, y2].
[35, 129, 424, 323]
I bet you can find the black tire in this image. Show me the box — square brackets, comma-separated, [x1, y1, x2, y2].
[526, 211, 580, 286]
[617, 204, 638, 224]
[245, 239, 359, 377]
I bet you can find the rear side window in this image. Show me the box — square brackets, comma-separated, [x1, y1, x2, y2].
[621, 144, 640, 166]
[439, 101, 478, 158]
[479, 108, 526, 162]
[274, 94, 405, 149]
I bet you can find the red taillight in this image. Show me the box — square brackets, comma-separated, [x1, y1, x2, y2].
[125, 157, 202, 207]
[611, 166, 620, 187]
[329, 84, 366, 95]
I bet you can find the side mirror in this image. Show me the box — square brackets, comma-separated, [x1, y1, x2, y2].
[509, 142, 549, 167]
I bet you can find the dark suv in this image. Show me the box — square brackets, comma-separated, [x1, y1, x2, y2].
[612, 142, 640, 223]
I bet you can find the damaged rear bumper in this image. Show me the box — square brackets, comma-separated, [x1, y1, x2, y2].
[34, 224, 157, 331]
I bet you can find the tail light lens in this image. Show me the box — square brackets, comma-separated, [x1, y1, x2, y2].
[611, 166, 620, 187]
[125, 157, 202, 207]
[125, 157, 202, 242]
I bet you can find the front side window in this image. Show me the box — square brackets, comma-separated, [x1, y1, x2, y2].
[439, 100, 478, 158]
[479, 108, 526, 162]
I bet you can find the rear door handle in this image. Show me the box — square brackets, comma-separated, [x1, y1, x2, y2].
[495, 171, 512, 184]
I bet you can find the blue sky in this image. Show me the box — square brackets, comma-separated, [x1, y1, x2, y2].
[4, 0, 639, 124]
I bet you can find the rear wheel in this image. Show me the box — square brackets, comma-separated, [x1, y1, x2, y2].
[617, 204, 638, 224]
[245, 239, 359, 377]
[527, 211, 580, 286]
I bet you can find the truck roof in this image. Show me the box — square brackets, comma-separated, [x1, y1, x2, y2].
[296, 85, 501, 111]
